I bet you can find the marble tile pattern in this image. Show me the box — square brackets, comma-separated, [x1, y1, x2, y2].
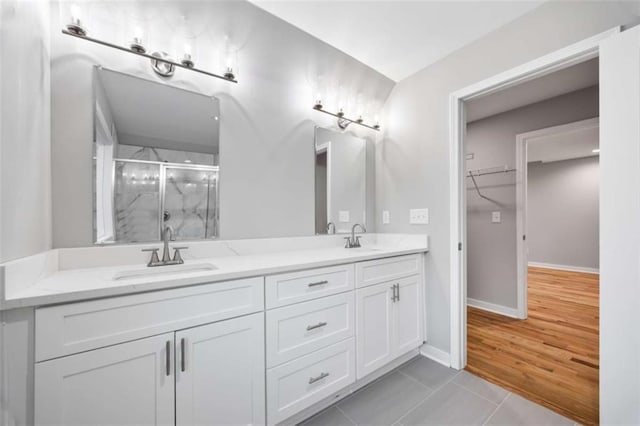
[301, 357, 575, 426]
[100, 145, 219, 243]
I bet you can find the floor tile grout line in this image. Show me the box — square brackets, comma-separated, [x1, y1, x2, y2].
[450, 379, 507, 406]
[335, 405, 357, 425]
[482, 392, 512, 426]
[392, 369, 464, 425]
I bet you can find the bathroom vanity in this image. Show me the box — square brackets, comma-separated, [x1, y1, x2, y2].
[0, 234, 428, 425]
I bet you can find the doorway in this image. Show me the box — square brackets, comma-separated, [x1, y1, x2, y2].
[448, 28, 614, 426]
[465, 110, 600, 423]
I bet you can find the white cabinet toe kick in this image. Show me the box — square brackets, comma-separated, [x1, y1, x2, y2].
[31, 253, 426, 426]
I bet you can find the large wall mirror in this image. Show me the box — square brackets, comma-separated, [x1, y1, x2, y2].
[93, 67, 220, 244]
[315, 127, 371, 235]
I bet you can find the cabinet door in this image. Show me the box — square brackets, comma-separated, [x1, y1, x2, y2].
[393, 275, 424, 357]
[176, 313, 265, 426]
[356, 282, 394, 379]
[35, 333, 175, 426]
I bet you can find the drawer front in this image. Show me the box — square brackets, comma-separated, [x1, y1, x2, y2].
[266, 293, 355, 367]
[265, 264, 354, 309]
[36, 277, 264, 362]
[267, 338, 355, 425]
[356, 254, 422, 288]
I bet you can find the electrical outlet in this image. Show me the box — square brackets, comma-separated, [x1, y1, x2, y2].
[409, 208, 429, 224]
[492, 211, 501, 223]
[382, 210, 390, 224]
[339, 210, 350, 222]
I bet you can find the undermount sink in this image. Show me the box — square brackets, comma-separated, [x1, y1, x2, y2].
[112, 262, 218, 281]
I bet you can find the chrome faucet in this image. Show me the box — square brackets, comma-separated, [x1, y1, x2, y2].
[326, 222, 336, 234]
[344, 223, 366, 248]
[142, 225, 188, 267]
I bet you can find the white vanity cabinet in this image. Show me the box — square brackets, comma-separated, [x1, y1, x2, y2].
[34, 277, 265, 426]
[355, 255, 424, 379]
[35, 333, 176, 426]
[175, 313, 265, 426]
[30, 252, 425, 426]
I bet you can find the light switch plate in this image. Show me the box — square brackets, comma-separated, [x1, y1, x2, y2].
[492, 211, 501, 223]
[339, 210, 350, 222]
[409, 208, 429, 224]
[382, 210, 390, 224]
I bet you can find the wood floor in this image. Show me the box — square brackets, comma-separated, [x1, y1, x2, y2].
[466, 266, 599, 425]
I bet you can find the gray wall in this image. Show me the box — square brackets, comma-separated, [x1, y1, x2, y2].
[528, 156, 599, 270]
[50, 0, 393, 248]
[466, 87, 599, 309]
[0, 0, 51, 263]
[377, 1, 638, 353]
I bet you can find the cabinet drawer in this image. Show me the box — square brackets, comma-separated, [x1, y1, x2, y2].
[267, 338, 355, 425]
[35, 277, 264, 362]
[356, 254, 422, 288]
[265, 264, 354, 308]
[266, 293, 354, 367]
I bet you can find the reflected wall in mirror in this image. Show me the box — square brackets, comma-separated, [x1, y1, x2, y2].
[93, 67, 220, 244]
[315, 127, 369, 235]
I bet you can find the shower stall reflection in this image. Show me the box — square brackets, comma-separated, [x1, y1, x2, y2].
[111, 160, 218, 243]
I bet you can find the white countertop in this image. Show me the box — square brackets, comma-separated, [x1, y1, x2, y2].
[0, 234, 428, 310]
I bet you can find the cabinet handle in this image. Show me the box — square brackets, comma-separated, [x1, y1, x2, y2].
[396, 283, 400, 302]
[391, 285, 397, 302]
[308, 372, 330, 384]
[306, 321, 328, 331]
[181, 338, 186, 372]
[166, 340, 171, 376]
[308, 280, 329, 287]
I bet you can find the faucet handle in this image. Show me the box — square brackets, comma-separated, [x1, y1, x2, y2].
[142, 248, 160, 266]
[354, 236, 361, 247]
[172, 247, 189, 264]
[344, 237, 352, 248]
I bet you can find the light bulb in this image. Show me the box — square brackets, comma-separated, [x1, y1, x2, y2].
[130, 26, 146, 53]
[181, 43, 194, 68]
[66, 4, 87, 36]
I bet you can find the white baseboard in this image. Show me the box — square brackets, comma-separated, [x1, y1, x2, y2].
[420, 344, 451, 367]
[528, 261, 599, 274]
[467, 298, 520, 318]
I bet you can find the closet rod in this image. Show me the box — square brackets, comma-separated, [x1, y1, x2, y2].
[466, 166, 515, 201]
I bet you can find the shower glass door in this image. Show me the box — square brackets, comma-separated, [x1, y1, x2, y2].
[163, 165, 219, 240]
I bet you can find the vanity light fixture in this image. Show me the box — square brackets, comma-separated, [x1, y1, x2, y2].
[312, 103, 381, 131]
[62, 7, 238, 83]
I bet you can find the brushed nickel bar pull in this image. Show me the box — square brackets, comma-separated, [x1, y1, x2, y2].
[306, 322, 328, 331]
[308, 280, 329, 287]
[181, 338, 186, 372]
[396, 283, 400, 302]
[308, 372, 330, 384]
[391, 285, 397, 302]
[166, 340, 171, 376]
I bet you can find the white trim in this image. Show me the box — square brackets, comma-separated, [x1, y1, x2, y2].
[467, 298, 520, 319]
[420, 344, 451, 367]
[528, 261, 599, 275]
[449, 27, 619, 371]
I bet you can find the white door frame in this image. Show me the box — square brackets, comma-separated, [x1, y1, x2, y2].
[448, 27, 619, 370]
[514, 117, 600, 320]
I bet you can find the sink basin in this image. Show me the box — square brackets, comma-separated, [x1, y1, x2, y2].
[112, 262, 218, 281]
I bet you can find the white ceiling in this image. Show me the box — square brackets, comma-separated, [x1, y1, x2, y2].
[466, 58, 599, 122]
[250, 1, 545, 82]
[528, 123, 599, 163]
[97, 69, 220, 153]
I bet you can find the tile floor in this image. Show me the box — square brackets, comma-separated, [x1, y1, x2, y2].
[300, 356, 576, 426]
